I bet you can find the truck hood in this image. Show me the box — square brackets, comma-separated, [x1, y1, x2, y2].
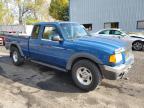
[73, 36, 128, 54]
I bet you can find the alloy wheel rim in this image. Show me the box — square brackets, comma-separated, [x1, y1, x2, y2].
[133, 42, 142, 50]
[13, 51, 18, 62]
[76, 67, 92, 85]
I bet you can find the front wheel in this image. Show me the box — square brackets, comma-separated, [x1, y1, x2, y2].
[132, 41, 143, 51]
[72, 60, 101, 91]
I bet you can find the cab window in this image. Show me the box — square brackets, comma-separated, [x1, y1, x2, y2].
[43, 26, 60, 40]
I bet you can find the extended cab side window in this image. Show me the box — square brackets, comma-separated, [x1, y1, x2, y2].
[43, 26, 59, 40]
[31, 25, 40, 39]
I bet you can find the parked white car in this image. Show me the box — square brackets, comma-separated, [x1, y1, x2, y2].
[94, 29, 144, 51]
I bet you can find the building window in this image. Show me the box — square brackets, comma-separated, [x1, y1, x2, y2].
[137, 20, 144, 29]
[104, 22, 119, 29]
[83, 24, 92, 31]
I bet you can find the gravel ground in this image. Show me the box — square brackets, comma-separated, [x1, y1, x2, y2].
[0, 46, 144, 108]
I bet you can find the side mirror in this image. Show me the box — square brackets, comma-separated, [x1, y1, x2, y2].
[52, 35, 63, 42]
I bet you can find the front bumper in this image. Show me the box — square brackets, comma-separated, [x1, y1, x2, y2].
[102, 54, 134, 80]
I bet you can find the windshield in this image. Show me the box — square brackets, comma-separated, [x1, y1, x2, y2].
[60, 23, 89, 39]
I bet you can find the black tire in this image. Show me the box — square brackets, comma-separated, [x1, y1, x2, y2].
[72, 60, 101, 91]
[11, 47, 24, 66]
[132, 41, 143, 51]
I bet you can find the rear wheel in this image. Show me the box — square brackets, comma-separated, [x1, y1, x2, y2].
[72, 60, 101, 91]
[11, 47, 24, 66]
[132, 41, 143, 51]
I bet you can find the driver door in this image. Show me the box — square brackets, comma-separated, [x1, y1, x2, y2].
[38, 26, 66, 68]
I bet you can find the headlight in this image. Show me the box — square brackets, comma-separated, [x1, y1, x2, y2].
[109, 53, 123, 63]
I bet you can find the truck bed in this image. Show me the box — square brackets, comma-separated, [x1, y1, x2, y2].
[5, 34, 30, 56]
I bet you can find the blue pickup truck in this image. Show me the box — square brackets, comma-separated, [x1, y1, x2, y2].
[5, 22, 134, 91]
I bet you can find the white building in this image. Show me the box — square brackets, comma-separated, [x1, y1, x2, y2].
[70, 0, 144, 32]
